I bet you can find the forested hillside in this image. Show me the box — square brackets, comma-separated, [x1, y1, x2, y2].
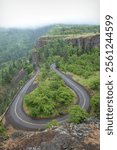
[0, 58, 34, 115]
[0, 26, 52, 116]
[0, 26, 52, 68]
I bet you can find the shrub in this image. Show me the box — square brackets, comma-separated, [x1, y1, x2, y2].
[57, 87, 73, 105]
[89, 77, 100, 90]
[47, 120, 60, 129]
[91, 94, 100, 116]
[69, 105, 88, 123]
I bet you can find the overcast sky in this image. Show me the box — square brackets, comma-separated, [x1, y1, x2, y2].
[0, 0, 99, 28]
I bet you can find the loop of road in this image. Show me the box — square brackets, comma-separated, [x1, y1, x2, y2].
[6, 65, 90, 130]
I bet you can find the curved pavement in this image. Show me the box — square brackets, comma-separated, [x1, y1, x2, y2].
[6, 65, 90, 130]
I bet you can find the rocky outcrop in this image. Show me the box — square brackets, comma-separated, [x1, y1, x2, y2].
[67, 34, 100, 51]
[36, 36, 51, 48]
[36, 34, 100, 51]
[32, 50, 39, 69]
[2, 118, 100, 150]
[11, 68, 27, 86]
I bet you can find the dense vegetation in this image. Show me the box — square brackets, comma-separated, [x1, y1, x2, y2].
[0, 26, 51, 116]
[0, 26, 52, 67]
[0, 57, 34, 115]
[69, 106, 88, 123]
[24, 68, 75, 118]
[1, 58, 33, 84]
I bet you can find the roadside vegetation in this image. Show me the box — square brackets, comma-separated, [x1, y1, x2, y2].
[69, 106, 89, 123]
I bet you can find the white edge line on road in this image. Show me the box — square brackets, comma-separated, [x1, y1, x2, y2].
[14, 67, 87, 127]
[54, 68, 86, 108]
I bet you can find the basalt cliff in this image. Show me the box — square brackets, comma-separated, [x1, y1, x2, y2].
[36, 34, 100, 51]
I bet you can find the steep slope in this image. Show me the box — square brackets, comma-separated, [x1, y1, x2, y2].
[0, 26, 52, 67]
[36, 34, 100, 51]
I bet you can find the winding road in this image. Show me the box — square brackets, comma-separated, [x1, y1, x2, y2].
[6, 64, 90, 130]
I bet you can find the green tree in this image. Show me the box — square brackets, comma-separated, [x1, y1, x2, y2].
[89, 77, 100, 90]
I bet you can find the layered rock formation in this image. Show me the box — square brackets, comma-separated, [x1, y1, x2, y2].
[67, 34, 100, 51]
[36, 34, 100, 51]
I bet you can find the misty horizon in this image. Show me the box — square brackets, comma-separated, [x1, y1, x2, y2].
[0, 23, 100, 30]
[0, 0, 99, 28]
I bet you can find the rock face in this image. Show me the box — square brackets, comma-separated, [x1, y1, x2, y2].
[36, 36, 51, 48]
[67, 34, 100, 51]
[11, 68, 27, 86]
[36, 34, 100, 51]
[1, 118, 100, 150]
[32, 50, 39, 69]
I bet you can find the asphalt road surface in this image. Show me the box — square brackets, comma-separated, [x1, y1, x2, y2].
[6, 65, 90, 130]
